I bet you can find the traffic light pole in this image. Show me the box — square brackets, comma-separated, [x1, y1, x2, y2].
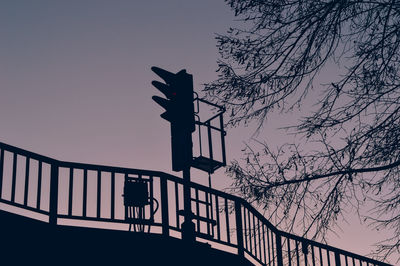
[182, 166, 195, 242]
[151, 66, 196, 242]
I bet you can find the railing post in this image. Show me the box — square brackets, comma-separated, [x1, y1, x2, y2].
[335, 251, 341, 266]
[234, 200, 244, 258]
[49, 163, 59, 225]
[160, 176, 169, 236]
[276, 232, 284, 266]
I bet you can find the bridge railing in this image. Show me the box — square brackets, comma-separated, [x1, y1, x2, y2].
[0, 142, 55, 217]
[0, 141, 391, 266]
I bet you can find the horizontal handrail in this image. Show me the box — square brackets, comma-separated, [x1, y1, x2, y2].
[278, 230, 391, 266]
[0, 141, 56, 164]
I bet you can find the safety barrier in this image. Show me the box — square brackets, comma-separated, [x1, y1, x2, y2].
[0, 141, 391, 266]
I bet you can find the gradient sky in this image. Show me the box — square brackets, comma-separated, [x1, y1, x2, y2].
[0, 1, 394, 263]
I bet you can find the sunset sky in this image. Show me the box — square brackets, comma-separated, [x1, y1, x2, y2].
[0, 0, 393, 263]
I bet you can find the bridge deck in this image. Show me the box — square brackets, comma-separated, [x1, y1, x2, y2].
[0, 209, 251, 266]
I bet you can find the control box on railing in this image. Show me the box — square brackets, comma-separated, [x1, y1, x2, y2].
[123, 174, 158, 232]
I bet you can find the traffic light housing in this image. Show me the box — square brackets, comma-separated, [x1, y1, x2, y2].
[151, 66, 195, 172]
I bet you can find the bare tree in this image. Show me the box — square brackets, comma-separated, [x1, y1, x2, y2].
[205, 0, 400, 262]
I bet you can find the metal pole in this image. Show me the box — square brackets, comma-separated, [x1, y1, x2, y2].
[182, 167, 195, 242]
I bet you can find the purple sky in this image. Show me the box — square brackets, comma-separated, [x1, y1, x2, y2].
[0, 0, 393, 263]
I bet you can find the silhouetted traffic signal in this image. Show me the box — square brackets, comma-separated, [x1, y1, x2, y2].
[151, 66, 195, 171]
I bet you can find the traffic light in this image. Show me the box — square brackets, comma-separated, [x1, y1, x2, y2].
[151, 66, 195, 131]
[151, 66, 195, 171]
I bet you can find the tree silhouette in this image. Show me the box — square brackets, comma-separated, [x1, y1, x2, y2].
[205, 0, 400, 262]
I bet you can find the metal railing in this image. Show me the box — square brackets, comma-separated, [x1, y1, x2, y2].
[0, 141, 391, 266]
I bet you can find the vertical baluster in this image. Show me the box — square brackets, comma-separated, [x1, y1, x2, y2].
[248, 209, 253, 254]
[234, 200, 244, 257]
[215, 195, 220, 240]
[287, 238, 292, 266]
[304, 242, 309, 266]
[36, 161, 42, 209]
[243, 207, 248, 251]
[327, 250, 331, 266]
[160, 176, 169, 236]
[175, 182, 179, 228]
[225, 198, 230, 243]
[276, 233, 283, 266]
[149, 176, 154, 221]
[195, 189, 200, 232]
[209, 192, 214, 237]
[110, 172, 115, 220]
[257, 218, 262, 261]
[296, 241, 300, 266]
[11, 153, 17, 202]
[68, 168, 74, 216]
[207, 121, 213, 161]
[319, 247, 324, 266]
[140, 201, 144, 222]
[205, 191, 210, 235]
[132, 206, 136, 219]
[49, 163, 59, 225]
[124, 174, 128, 221]
[267, 228, 272, 265]
[97, 170, 101, 218]
[272, 231, 276, 266]
[262, 224, 267, 264]
[139, 175, 144, 222]
[0, 149, 3, 199]
[253, 212, 257, 258]
[311, 246, 316, 266]
[335, 252, 341, 266]
[219, 114, 226, 164]
[82, 169, 87, 217]
[23, 157, 30, 206]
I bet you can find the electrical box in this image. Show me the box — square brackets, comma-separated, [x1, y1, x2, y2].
[122, 174, 157, 232]
[124, 179, 149, 207]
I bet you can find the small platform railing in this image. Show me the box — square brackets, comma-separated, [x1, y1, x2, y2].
[0, 141, 392, 266]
